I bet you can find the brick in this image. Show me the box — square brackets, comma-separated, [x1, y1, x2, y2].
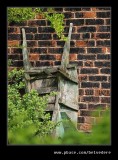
[8, 54, 22, 60]
[78, 26, 96, 32]
[27, 41, 37, 47]
[55, 54, 62, 61]
[96, 12, 111, 18]
[81, 8, 91, 11]
[88, 103, 106, 110]
[79, 103, 87, 109]
[8, 27, 20, 34]
[76, 40, 95, 47]
[64, 8, 81, 11]
[69, 54, 77, 61]
[82, 33, 90, 39]
[96, 7, 111, 10]
[64, 27, 76, 33]
[57, 41, 75, 47]
[101, 97, 110, 103]
[35, 34, 52, 40]
[78, 54, 96, 60]
[80, 110, 91, 116]
[8, 48, 11, 54]
[39, 55, 56, 60]
[38, 27, 55, 33]
[54, 8, 63, 12]
[95, 89, 110, 96]
[70, 48, 82, 53]
[29, 54, 39, 61]
[97, 54, 111, 60]
[81, 96, 99, 103]
[101, 83, 110, 88]
[108, 76, 111, 82]
[11, 48, 22, 54]
[75, 12, 84, 18]
[96, 33, 110, 39]
[76, 41, 86, 47]
[77, 61, 83, 67]
[12, 60, 23, 67]
[71, 34, 81, 40]
[48, 48, 63, 54]
[28, 20, 46, 26]
[84, 61, 94, 67]
[85, 19, 104, 25]
[79, 123, 92, 132]
[64, 12, 74, 18]
[30, 48, 47, 54]
[95, 61, 110, 67]
[84, 117, 95, 124]
[23, 27, 37, 33]
[96, 40, 110, 46]
[25, 34, 33, 40]
[8, 40, 19, 47]
[36, 61, 53, 67]
[38, 41, 56, 47]
[66, 19, 84, 26]
[36, 13, 44, 19]
[78, 75, 87, 82]
[87, 48, 102, 54]
[106, 19, 110, 25]
[80, 68, 98, 74]
[98, 26, 110, 32]
[84, 12, 96, 18]
[81, 82, 99, 88]
[100, 68, 110, 74]
[78, 117, 85, 123]
[56, 41, 65, 47]
[9, 21, 27, 26]
[8, 34, 21, 40]
[89, 76, 107, 81]
[85, 89, 94, 95]
[79, 89, 84, 96]
[53, 34, 68, 40]
[54, 61, 61, 66]
[8, 27, 16, 33]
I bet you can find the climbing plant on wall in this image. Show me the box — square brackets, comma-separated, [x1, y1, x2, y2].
[8, 7, 67, 41]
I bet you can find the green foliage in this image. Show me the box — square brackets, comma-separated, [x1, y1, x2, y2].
[8, 68, 57, 144]
[8, 8, 36, 23]
[34, 108, 111, 145]
[8, 7, 67, 41]
[61, 108, 111, 145]
[44, 11, 67, 41]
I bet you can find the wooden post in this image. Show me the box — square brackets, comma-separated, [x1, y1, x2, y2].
[61, 23, 73, 70]
[22, 28, 31, 92]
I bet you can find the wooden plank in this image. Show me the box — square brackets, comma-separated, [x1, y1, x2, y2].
[30, 78, 57, 90]
[59, 76, 78, 110]
[46, 104, 55, 111]
[37, 87, 57, 94]
[58, 69, 78, 84]
[59, 102, 78, 111]
[22, 28, 31, 71]
[61, 23, 73, 70]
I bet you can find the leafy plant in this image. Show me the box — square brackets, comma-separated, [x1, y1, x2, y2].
[8, 8, 36, 23]
[8, 7, 67, 41]
[8, 67, 57, 144]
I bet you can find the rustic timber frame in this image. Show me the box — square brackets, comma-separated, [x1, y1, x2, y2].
[22, 23, 79, 137]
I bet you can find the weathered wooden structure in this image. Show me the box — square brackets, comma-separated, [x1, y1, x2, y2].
[22, 23, 79, 137]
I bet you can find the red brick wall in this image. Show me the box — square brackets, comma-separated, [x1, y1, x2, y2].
[8, 7, 111, 131]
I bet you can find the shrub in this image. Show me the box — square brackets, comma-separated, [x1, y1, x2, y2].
[8, 67, 57, 144]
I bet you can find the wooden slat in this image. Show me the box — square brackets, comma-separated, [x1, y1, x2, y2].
[37, 87, 57, 94]
[61, 23, 73, 70]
